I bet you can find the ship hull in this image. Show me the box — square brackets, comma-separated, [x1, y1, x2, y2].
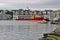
[16, 15, 44, 20]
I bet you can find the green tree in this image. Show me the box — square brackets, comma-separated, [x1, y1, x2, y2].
[6, 11, 13, 19]
[0, 10, 3, 13]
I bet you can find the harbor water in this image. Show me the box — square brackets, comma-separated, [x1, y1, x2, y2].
[0, 20, 59, 40]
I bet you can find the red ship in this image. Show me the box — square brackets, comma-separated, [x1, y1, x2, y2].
[16, 7, 44, 20]
[16, 15, 44, 20]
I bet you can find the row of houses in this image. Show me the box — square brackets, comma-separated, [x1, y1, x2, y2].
[0, 9, 60, 20]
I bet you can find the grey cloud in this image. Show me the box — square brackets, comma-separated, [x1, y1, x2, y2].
[0, 0, 60, 9]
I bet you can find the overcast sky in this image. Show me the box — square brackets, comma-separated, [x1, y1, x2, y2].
[0, 0, 60, 10]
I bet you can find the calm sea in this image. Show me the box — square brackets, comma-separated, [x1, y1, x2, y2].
[0, 20, 59, 40]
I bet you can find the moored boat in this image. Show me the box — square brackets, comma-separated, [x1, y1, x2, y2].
[16, 15, 44, 20]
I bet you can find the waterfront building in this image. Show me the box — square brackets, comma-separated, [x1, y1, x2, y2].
[44, 10, 55, 20]
[55, 10, 60, 19]
[12, 10, 19, 20]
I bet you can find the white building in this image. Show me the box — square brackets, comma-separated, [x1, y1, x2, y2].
[12, 10, 19, 20]
[55, 10, 60, 18]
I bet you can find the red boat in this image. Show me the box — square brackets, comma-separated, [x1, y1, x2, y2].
[16, 15, 44, 20]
